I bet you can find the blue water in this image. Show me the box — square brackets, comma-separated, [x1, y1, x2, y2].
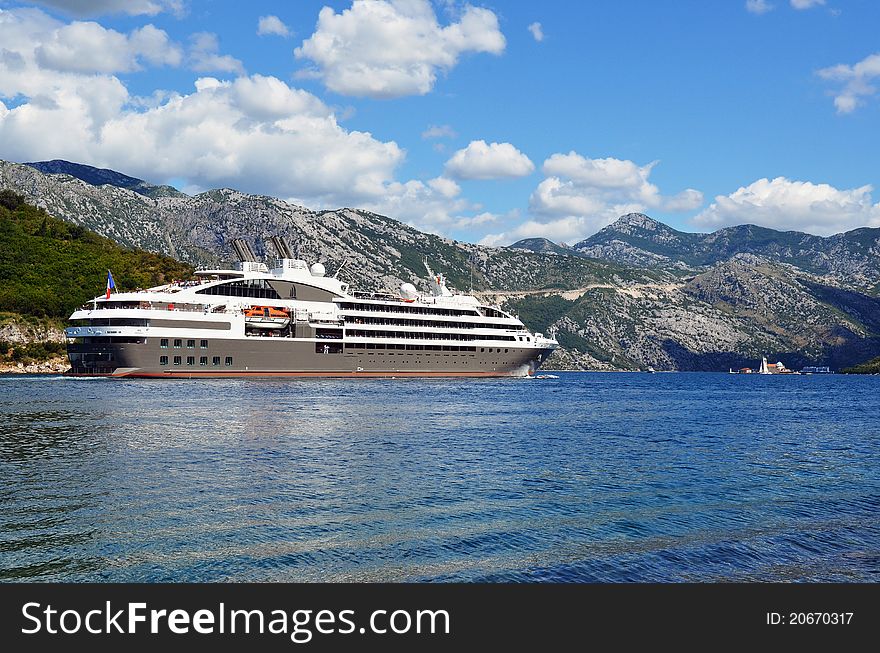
[0, 372, 878, 582]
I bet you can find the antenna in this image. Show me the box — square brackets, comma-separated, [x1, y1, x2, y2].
[333, 259, 348, 279]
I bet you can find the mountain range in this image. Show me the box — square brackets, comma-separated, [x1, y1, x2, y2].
[512, 212, 880, 294]
[2, 158, 879, 371]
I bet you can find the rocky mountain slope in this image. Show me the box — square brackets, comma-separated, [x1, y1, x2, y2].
[573, 213, 880, 293]
[1, 158, 878, 371]
[493, 254, 880, 371]
[25, 160, 186, 199]
[0, 159, 649, 294]
[508, 237, 575, 257]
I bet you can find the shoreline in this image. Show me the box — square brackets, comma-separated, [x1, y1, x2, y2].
[0, 356, 70, 375]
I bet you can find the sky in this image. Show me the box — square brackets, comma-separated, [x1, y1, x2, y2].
[0, 0, 878, 246]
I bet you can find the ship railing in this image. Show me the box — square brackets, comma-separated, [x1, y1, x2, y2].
[78, 302, 211, 313]
[350, 291, 408, 302]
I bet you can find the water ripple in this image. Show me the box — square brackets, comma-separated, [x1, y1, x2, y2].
[0, 372, 878, 582]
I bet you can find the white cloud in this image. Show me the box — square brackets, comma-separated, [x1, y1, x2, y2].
[34, 21, 181, 73]
[482, 151, 704, 245]
[534, 151, 702, 214]
[27, 1, 183, 17]
[445, 140, 534, 180]
[790, 0, 825, 9]
[257, 15, 290, 38]
[745, 0, 774, 15]
[188, 32, 244, 75]
[427, 176, 460, 198]
[479, 217, 587, 246]
[0, 8, 406, 207]
[662, 189, 705, 212]
[817, 52, 880, 114]
[693, 177, 880, 235]
[527, 22, 544, 42]
[294, 0, 505, 98]
[363, 176, 476, 235]
[421, 123, 457, 139]
[455, 211, 499, 229]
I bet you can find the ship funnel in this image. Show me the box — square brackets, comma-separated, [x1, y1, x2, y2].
[231, 238, 259, 262]
[268, 235, 295, 260]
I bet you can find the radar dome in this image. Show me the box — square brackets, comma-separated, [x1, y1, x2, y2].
[310, 263, 326, 277]
[399, 282, 418, 300]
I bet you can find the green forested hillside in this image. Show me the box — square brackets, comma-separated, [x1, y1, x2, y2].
[0, 190, 192, 319]
[841, 357, 880, 374]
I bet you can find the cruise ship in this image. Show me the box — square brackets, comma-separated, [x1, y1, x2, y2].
[65, 237, 558, 378]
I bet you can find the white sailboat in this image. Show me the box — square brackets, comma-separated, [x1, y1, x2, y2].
[758, 356, 771, 375]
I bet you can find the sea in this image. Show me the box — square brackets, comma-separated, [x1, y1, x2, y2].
[1, 372, 878, 582]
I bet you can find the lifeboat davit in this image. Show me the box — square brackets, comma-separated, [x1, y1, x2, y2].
[244, 305, 291, 330]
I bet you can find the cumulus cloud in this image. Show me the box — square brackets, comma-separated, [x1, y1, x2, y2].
[34, 21, 181, 73]
[745, 0, 774, 15]
[472, 151, 704, 245]
[533, 151, 702, 216]
[790, 0, 824, 9]
[445, 140, 535, 180]
[294, 0, 505, 98]
[427, 176, 460, 198]
[188, 32, 244, 75]
[27, 0, 183, 17]
[363, 175, 478, 235]
[0, 8, 406, 207]
[480, 216, 606, 247]
[817, 52, 880, 114]
[693, 177, 880, 235]
[257, 15, 289, 38]
[527, 22, 544, 42]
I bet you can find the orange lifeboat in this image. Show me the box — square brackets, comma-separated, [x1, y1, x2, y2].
[244, 305, 291, 330]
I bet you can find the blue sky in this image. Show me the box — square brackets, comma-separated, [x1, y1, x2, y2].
[0, 0, 878, 245]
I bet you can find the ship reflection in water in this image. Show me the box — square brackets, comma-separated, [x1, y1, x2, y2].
[1, 372, 878, 582]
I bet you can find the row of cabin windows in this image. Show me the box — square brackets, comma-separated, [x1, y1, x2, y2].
[339, 302, 481, 318]
[343, 344, 510, 353]
[344, 316, 513, 330]
[160, 339, 209, 349]
[160, 355, 233, 366]
[346, 329, 516, 342]
[345, 343, 479, 352]
[71, 318, 149, 327]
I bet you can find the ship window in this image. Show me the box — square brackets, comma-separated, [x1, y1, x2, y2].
[200, 356, 208, 366]
[481, 348, 484, 352]
[200, 339, 208, 349]
[212, 356, 221, 366]
[196, 278, 280, 299]
[173, 339, 182, 348]
[160, 339, 169, 348]
[186, 356, 195, 366]
[505, 348, 509, 353]
[159, 356, 168, 366]
[187, 339, 195, 349]
[173, 356, 181, 365]
[225, 356, 233, 366]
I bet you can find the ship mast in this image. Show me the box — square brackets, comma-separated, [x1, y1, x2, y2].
[424, 257, 453, 298]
